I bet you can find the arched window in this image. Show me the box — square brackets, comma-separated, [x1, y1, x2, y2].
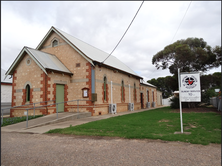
[134, 83, 136, 101]
[103, 76, 107, 101]
[26, 84, 30, 102]
[121, 80, 124, 102]
[52, 40, 58, 47]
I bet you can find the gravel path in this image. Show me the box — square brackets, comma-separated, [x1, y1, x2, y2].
[1, 132, 221, 166]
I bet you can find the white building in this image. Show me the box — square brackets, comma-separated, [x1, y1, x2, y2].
[1, 68, 13, 114]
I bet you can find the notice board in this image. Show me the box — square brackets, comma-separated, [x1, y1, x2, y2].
[180, 73, 201, 102]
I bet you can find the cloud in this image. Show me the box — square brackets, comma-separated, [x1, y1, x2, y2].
[1, 1, 221, 81]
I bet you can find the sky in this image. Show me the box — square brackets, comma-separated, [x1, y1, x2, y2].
[1, 1, 221, 82]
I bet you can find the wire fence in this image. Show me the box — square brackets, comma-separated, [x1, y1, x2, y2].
[1, 100, 55, 125]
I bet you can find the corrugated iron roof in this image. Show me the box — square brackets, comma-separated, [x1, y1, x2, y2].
[54, 27, 140, 78]
[140, 80, 156, 88]
[5, 47, 72, 78]
[26, 47, 72, 74]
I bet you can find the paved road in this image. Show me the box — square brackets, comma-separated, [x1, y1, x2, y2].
[1, 132, 221, 166]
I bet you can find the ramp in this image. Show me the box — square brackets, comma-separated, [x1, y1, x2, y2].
[1, 112, 91, 132]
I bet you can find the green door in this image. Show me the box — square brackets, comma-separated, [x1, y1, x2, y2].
[56, 84, 64, 112]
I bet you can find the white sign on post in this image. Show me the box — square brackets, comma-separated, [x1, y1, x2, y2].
[178, 70, 201, 134]
[180, 73, 201, 102]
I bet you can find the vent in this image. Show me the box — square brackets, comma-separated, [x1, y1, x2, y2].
[146, 102, 150, 108]
[128, 103, 134, 111]
[152, 102, 156, 108]
[109, 104, 117, 114]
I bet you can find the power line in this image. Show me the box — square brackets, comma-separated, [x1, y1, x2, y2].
[102, 1, 144, 63]
[171, 1, 192, 44]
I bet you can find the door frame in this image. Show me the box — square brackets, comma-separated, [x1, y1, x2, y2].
[56, 84, 65, 112]
[140, 92, 144, 109]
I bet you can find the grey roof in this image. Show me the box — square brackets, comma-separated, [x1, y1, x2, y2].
[38, 26, 141, 78]
[1, 68, 12, 83]
[5, 47, 72, 77]
[140, 80, 156, 88]
[26, 47, 72, 74]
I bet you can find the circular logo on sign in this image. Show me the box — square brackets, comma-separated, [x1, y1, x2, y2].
[182, 75, 197, 89]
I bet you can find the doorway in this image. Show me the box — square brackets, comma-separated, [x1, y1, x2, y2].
[56, 84, 64, 112]
[140, 93, 144, 109]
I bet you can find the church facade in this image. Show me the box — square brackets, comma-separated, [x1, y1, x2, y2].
[5, 26, 161, 117]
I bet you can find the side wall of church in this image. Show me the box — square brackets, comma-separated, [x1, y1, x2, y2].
[10, 31, 159, 117]
[93, 64, 141, 115]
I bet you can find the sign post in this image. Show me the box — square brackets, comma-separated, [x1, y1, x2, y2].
[178, 69, 183, 133]
[178, 69, 201, 133]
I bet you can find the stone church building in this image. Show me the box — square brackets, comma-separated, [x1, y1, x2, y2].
[5, 26, 161, 117]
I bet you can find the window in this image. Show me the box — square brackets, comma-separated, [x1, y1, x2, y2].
[52, 40, 58, 47]
[152, 91, 154, 102]
[103, 77, 107, 101]
[82, 88, 89, 98]
[147, 90, 149, 102]
[26, 84, 30, 102]
[76, 63, 80, 67]
[134, 83, 136, 101]
[121, 80, 124, 102]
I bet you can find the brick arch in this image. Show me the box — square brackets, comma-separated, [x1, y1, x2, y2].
[22, 81, 33, 105]
[23, 81, 33, 89]
[51, 37, 60, 47]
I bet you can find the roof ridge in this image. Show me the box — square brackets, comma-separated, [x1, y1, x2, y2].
[53, 26, 112, 60]
[26, 47, 56, 57]
[44, 26, 140, 78]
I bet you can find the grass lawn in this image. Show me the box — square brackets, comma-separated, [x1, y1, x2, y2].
[46, 107, 221, 145]
[1, 115, 43, 127]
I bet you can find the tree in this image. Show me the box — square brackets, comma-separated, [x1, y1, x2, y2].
[147, 75, 177, 98]
[152, 37, 221, 75]
[201, 72, 221, 90]
[201, 72, 221, 104]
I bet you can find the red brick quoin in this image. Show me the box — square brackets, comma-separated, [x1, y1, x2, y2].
[40, 73, 47, 105]
[86, 62, 94, 115]
[11, 70, 17, 107]
[10, 70, 17, 117]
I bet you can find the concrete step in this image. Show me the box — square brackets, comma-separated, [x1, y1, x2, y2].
[26, 112, 91, 129]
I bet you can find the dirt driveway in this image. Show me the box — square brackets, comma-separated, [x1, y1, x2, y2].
[1, 132, 221, 166]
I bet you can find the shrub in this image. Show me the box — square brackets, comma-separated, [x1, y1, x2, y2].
[1, 115, 43, 127]
[170, 96, 179, 109]
[170, 96, 191, 108]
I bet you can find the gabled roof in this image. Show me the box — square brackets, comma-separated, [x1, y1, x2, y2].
[140, 80, 156, 88]
[5, 47, 72, 78]
[36, 26, 141, 78]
